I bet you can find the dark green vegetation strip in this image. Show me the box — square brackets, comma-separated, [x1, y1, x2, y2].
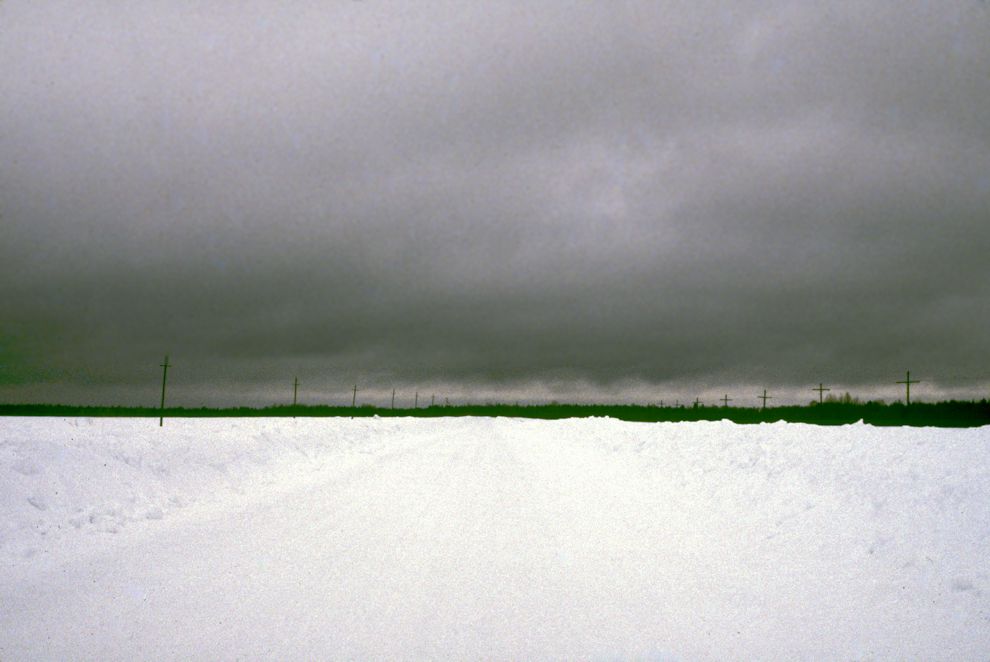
[1, 401, 989, 427]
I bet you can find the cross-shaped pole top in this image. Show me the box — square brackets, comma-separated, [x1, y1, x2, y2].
[720, 394, 732, 407]
[895, 371, 920, 405]
[758, 389, 772, 409]
[812, 383, 830, 404]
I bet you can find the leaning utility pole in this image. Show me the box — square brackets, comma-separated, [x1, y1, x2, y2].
[813, 383, 830, 404]
[159, 355, 170, 427]
[896, 371, 920, 405]
[720, 394, 732, 407]
[352, 384, 358, 408]
[758, 389, 772, 409]
[293, 377, 299, 407]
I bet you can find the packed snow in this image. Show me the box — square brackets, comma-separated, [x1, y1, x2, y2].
[1, 416, 988, 660]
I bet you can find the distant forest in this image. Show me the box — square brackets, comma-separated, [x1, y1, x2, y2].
[2, 400, 988, 428]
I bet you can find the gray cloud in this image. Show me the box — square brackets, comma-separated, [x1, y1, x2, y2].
[2, 1, 989, 405]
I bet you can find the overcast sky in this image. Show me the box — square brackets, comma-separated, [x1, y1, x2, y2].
[2, 1, 989, 406]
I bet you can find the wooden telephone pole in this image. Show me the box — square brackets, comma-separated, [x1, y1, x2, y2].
[391, 388, 396, 410]
[758, 389, 772, 409]
[293, 377, 299, 406]
[159, 355, 170, 427]
[896, 371, 920, 405]
[352, 384, 358, 408]
[414, 391, 418, 408]
[812, 383, 830, 404]
[720, 394, 732, 407]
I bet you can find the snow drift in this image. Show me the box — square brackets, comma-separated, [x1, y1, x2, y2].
[1, 416, 988, 660]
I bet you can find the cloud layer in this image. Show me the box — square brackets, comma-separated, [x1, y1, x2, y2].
[2, 1, 989, 405]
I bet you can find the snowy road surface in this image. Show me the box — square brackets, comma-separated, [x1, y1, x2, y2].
[2, 417, 989, 660]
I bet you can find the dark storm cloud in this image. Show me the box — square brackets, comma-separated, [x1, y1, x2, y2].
[2, 1, 989, 405]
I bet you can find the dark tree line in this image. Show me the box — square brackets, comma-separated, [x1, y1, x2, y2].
[2, 399, 988, 427]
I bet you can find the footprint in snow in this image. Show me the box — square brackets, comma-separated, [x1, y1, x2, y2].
[12, 459, 42, 476]
[952, 578, 980, 595]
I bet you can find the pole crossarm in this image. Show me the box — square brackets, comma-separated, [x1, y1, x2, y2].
[720, 394, 732, 407]
[812, 383, 831, 404]
[895, 371, 920, 405]
[758, 389, 772, 409]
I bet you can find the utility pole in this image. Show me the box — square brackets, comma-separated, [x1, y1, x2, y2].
[391, 388, 395, 410]
[414, 391, 418, 409]
[758, 389, 772, 409]
[693, 397, 702, 409]
[293, 377, 299, 407]
[720, 394, 732, 407]
[813, 383, 830, 404]
[352, 384, 358, 408]
[896, 371, 920, 405]
[159, 355, 170, 427]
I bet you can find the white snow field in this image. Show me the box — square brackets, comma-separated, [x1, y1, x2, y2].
[1, 417, 989, 660]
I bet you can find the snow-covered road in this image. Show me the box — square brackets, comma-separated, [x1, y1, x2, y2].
[2, 417, 989, 660]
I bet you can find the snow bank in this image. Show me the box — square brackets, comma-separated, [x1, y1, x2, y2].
[1, 417, 989, 660]
[0, 417, 416, 560]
